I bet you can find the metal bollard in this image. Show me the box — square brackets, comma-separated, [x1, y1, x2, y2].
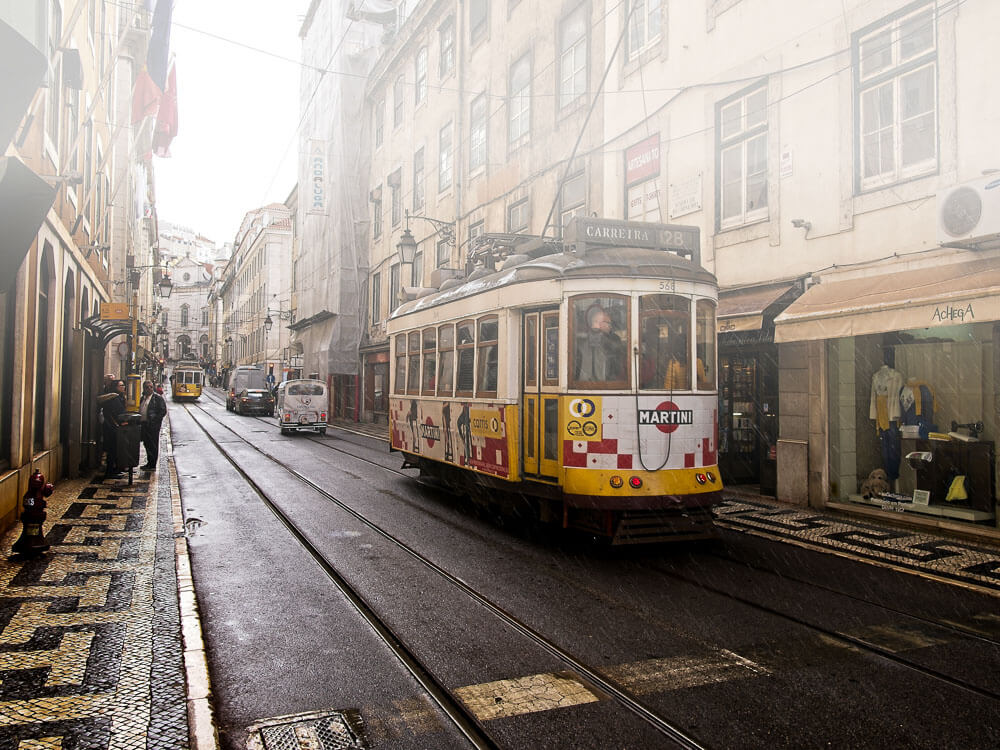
[11, 469, 54, 556]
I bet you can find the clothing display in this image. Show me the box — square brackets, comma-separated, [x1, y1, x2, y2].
[870, 364, 904, 481]
[899, 378, 937, 439]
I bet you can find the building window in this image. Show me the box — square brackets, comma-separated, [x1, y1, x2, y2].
[372, 271, 381, 322]
[413, 147, 425, 212]
[389, 169, 402, 226]
[717, 83, 768, 230]
[439, 17, 455, 77]
[390, 263, 400, 311]
[560, 171, 586, 229]
[470, 0, 488, 44]
[507, 196, 529, 232]
[626, 0, 662, 59]
[855, 3, 937, 191]
[202, 308, 209, 325]
[508, 53, 531, 146]
[436, 238, 450, 268]
[559, 5, 587, 109]
[412, 250, 423, 287]
[438, 123, 453, 192]
[470, 93, 487, 170]
[374, 98, 385, 147]
[469, 219, 485, 248]
[415, 47, 428, 105]
[181, 304, 189, 327]
[372, 189, 383, 239]
[393, 74, 405, 127]
[627, 179, 661, 221]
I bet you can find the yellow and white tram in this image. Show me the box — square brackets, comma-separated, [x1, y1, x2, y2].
[386, 217, 722, 544]
[171, 361, 203, 402]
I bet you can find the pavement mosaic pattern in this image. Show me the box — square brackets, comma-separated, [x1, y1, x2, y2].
[0, 468, 188, 749]
[715, 497, 1000, 594]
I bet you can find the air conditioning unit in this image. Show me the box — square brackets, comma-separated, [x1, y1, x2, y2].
[936, 174, 1000, 249]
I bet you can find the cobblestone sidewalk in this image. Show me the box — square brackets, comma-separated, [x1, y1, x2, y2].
[0, 455, 199, 749]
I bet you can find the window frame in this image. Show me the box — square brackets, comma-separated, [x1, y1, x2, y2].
[559, 5, 588, 111]
[626, 0, 662, 60]
[437, 323, 455, 397]
[438, 122, 453, 193]
[470, 92, 488, 171]
[406, 331, 421, 395]
[421, 327, 437, 395]
[470, 0, 489, 45]
[413, 147, 425, 212]
[570, 294, 630, 390]
[415, 46, 428, 105]
[439, 16, 455, 78]
[716, 82, 769, 231]
[393, 74, 405, 127]
[508, 53, 531, 147]
[476, 315, 499, 397]
[854, 3, 938, 193]
[455, 319, 476, 397]
[393, 333, 406, 394]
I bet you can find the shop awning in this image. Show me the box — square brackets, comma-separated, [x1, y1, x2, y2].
[81, 316, 150, 347]
[0, 156, 56, 287]
[0, 19, 47, 151]
[717, 282, 798, 333]
[774, 257, 1000, 343]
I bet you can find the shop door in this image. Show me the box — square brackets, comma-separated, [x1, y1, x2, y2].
[523, 310, 560, 479]
[719, 354, 760, 484]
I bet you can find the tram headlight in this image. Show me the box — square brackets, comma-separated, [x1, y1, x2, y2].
[628, 476, 643, 489]
[609, 475, 624, 489]
[706, 471, 717, 483]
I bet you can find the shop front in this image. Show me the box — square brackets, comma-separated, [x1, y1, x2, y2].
[774, 257, 1000, 535]
[717, 282, 801, 495]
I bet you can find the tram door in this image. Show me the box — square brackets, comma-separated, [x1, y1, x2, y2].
[522, 310, 561, 479]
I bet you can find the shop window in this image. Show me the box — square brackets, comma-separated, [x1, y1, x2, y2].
[572, 295, 629, 389]
[638, 294, 692, 390]
[394, 333, 406, 394]
[717, 83, 768, 230]
[437, 324, 455, 396]
[855, 3, 937, 191]
[421, 328, 436, 394]
[406, 331, 420, 394]
[477, 316, 498, 395]
[456, 320, 475, 395]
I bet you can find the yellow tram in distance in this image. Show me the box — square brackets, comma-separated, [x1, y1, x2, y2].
[386, 216, 723, 544]
[171, 361, 203, 402]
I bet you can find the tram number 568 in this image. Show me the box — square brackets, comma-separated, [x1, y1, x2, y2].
[657, 280, 676, 291]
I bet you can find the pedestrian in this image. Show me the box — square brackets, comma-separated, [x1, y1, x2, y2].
[99, 379, 127, 479]
[139, 380, 167, 471]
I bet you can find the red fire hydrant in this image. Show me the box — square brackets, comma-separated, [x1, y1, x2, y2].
[11, 469, 53, 556]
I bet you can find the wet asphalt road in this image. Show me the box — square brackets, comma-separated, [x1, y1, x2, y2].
[171, 390, 1000, 750]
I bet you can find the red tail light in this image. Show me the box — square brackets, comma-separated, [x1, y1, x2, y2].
[628, 476, 643, 489]
[320, 412, 327, 420]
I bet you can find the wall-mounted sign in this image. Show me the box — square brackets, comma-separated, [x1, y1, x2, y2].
[625, 133, 660, 185]
[100, 303, 130, 320]
[307, 139, 327, 215]
[669, 174, 702, 218]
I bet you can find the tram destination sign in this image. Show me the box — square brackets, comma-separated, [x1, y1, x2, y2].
[565, 217, 699, 257]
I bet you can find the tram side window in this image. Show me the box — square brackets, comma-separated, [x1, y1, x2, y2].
[477, 316, 498, 395]
[524, 314, 537, 387]
[422, 328, 437, 395]
[394, 334, 406, 395]
[407, 331, 421, 394]
[696, 299, 717, 390]
[542, 312, 559, 386]
[456, 320, 475, 395]
[639, 294, 696, 390]
[438, 324, 455, 396]
[571, 295, 628, 388]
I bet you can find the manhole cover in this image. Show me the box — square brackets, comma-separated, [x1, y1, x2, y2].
[248, 710, 365, 750]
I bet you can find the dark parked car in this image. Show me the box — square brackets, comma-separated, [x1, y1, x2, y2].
[235, 388, 275, 416]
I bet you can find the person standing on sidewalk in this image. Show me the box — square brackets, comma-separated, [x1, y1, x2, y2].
[99, 379, 127, 479]
[139, 380, 167, 471]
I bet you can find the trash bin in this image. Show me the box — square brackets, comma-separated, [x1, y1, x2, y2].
[117, 413, 142, 471]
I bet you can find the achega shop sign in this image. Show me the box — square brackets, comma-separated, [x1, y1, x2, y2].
[100, 303, 130, 320]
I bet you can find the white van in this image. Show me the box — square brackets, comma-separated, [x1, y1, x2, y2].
[227, 366, 267, 411]
[276, 379, 328, 435]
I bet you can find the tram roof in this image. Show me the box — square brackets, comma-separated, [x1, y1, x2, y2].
[392, 245, 716, 319]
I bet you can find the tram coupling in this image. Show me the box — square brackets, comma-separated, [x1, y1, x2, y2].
[11, 469, 53, 557]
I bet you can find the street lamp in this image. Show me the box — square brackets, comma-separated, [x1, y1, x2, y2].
[264, 301, 294, 333]
[395, 210, 455, 300]
[158, 275, 173, 298]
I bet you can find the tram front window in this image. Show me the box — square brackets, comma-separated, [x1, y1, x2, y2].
[639, 294, 696, 390]
[572, 295, 628, 388]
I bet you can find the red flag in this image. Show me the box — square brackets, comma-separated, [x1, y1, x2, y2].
[131, 67, 162, 124]
[152, 63, 178, 157]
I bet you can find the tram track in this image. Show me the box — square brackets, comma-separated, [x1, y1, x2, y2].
[183, 398, 710, 749]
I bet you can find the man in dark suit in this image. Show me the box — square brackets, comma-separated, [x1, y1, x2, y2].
[139, 380, 167, 471]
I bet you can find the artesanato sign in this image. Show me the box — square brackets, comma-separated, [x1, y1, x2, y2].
[307, 140, 327, 215]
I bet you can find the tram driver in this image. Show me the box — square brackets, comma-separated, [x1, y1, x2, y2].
[575, 302, 625, 383]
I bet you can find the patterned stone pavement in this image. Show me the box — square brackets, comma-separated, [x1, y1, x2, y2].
[0, 453, 192, 749]
[715, 497, 1000, 595]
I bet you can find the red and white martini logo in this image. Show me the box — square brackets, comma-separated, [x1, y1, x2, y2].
[639, 401, 694, 434]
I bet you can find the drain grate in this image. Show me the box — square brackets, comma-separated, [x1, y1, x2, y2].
[250, 710, 365, 750]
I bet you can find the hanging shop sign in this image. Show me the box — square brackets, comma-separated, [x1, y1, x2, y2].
[100, 303, 130, 320]
[307, 139, 327, 215]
